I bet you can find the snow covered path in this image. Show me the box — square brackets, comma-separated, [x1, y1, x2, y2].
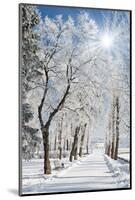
[23, 153, 124, 194]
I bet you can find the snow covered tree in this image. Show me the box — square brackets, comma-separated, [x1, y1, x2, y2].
[103, 12, 130, 160]
[21, 5, 41, 159]
[105, 94, 120, 160]
[21, 6, 130, 174]
[30, 13, 99, 173]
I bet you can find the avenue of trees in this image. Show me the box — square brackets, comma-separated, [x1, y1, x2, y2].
[21, 5, 130, 174]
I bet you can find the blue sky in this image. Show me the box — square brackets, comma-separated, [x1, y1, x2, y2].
[37, 5, 128, 36]
[36, 5, 129, 34]
[37, 5, 113, 27]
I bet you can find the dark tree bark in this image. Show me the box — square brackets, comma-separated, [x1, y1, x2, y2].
[59, 147, 62, 160]
[69, 142, 74, 162]
[73, 127, 80, 160]
[114, 97, 120, 160]
[105, 132, 111, 156]
[74, 136, 79, 160]
[79, 123, 87, 157]
[111, 140, 115, 158]
[105, 113, 111, 157]
[107, 143, 111, 156]
[58, 115, 64, 160]
[58, 130, 62, 160]
[69, 127, 80, 161]
[66, 139, 69, 151]
[42, 126, 51, 174]
[86, 132, 89, 154]
[38, 68, 52, 174]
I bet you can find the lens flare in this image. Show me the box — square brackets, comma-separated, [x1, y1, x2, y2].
[101, 33, 113, 48]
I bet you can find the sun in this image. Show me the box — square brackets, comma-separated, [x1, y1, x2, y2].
[101, 33, 113, 48]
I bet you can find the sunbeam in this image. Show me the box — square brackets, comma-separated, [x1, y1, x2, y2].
[101, 33, 113, 48]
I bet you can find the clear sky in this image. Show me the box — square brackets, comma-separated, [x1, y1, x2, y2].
[37, 5, 112, 27]
[36, 5, 129, 35]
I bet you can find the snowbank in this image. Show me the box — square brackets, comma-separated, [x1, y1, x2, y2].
[104, 155, 130, 188]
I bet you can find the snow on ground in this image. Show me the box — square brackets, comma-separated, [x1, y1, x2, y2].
[118, 148, 130, 161]
[104, 155, 130, 188]
[22, 152, 130, 195]
[118, 153, 130, 161]
[22, 156, 86, 190]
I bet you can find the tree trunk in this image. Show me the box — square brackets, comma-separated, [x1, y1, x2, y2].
[54, 135, 57, 151]
[58, 117, 63, 160]
[64, 139, 66, 151]
[86, 145, 89, 154]
[114, 97, 120, 160]
[69, 142, 74, 162]
[66, 139, 69, 151]
[111, 140, 115, 159]
[74, 136, 78, 160]
[69, 127, 80, 161]
[42, 127, 51, 174]
[79, 124, 87, 157]
[38, 57, 71, 174]
[105, 130, 110, 156]
[111, 97, 116, 159]
[105, 143, 109, 155]
[58, 131, 62, 160]
[106, 95, 116, 159]
[73, 127, 80, 160]
[59, 147, 62, 160]
[107, 142, 111, 157]
[86, 131, 89, 154]
[79, 134, 85, 157]
[79, 147, 83, 157]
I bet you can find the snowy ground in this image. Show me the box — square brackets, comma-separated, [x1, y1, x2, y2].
[22, 152, 130, 195]
[118, 148, 130, 161]
[105, 155, 130, 188]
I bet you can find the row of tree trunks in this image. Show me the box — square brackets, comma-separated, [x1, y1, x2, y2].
[42, 121, 88, 174]
[53, 137, 69, 153]
[105, 95, 120, 160]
